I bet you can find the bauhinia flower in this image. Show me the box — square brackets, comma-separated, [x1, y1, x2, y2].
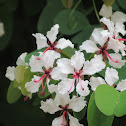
[40, 93, 86, 126]
[99, 4, 126, 23]
[51, 51, 105, 96]
[89, 67, 126, 91]
[79, 25, 126, 68]
[0, 22, 4, 37]
[32, 24, 74, 53]
[25, 50, 66, 95]
[5, 52, 28, 81]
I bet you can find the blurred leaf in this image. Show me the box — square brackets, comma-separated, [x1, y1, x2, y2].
[112, 1, 120, 11]
[14, 65, 26, 83]
[13, 79, 20, 88]
[117, 0, 126, 10]
[0, 14, 13, 50]
[32, 97, 42, 106]
[54, 9, 89, 35]
[20, 67, 34, 96]
[73, 106, 87, 121]
[37, 0, 64, 35]
[114, 90, 126, 117]
[104, 0, 115, 6]
[87, 92, 114, 126]
[25, 48, 46, 64]
[7, 81, 22, 103]
[22, 0, 45, 16]
[61, 0, 73, 8]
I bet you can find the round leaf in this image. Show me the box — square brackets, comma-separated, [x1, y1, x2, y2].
[7, 82, 22, 104]
[61, 0, 73, 8]
[95, 85, 119, 116]
[54, 9, 89, 35]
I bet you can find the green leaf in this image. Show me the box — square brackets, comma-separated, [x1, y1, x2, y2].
[13, 79, 20, 88]
[104, 0, 115, 6]
[61, 0, 73, 8]
[87, 92, 114, 126]
[37, 0, 64, 35]
[117, 0, 126, 10]
[20, 67, 34, 96]
[73, 106, 87, 121]
[25, 48, 46, 64]
[54, 9, 89, 35]
[61, 47, 76, 58]
[7, 82, 22, 104]
[22, 0, 45, 16]
[95, 85, 119, 116]
[14, 65, 26, 83]
[114, 90, 126, 117]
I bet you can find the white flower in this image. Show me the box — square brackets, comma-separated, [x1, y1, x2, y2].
[16, 52, 27, 66]
[89, 67, 119, 90]
[5, 66, 15, 81]
[0, 22, 4, 37]
[53, 51, 105, 96]
[40, 93, 85, 126]
[33, 24, 74, 52]
[116, 79, 126, 92]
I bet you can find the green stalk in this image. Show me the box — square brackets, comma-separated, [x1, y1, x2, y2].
[61, 50, 71, 58]
[88, 53, 95, 60]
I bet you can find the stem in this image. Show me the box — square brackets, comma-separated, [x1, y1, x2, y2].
[92, 0, 102, 25]
[69, 0, 82, 19]
[88, 53, 95, 60]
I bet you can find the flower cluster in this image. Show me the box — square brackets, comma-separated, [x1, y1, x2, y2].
[5, 4, 126, 126]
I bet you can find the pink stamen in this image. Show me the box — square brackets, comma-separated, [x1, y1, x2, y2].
[61, 111, 66, 126]
[118, 38, 126, 41]
[103, 50, 119, 63]
[34, 74, 46, 83]
[68, 79, 75, 92]
[79, 78, 84, 90]
[39, 77, 48, 95]
[24, 96, 28, 102]
[44, 47, 51, 53]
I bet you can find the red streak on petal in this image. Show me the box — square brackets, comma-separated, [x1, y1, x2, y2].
[44, 47, 51, 53]
[34, 74, 46, 83]
[104, 50, 119, 63]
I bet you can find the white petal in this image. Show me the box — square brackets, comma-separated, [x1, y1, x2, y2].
[52, 116, 65, 126]
[32, 33, 48, 49]
[54, 93, 70, 107]
[76, 80, 90, 97]
[5, 66, 15, 81]
[105, 67, 119, 86]
[111, 11, 126, 23]
[69, 113, 84, 126]
[29, 55, 43, 72]
[100, 17, 114, 35]
[0, 22, 4, 37]
[108, 53, 126, 68]
[47, 84, 58, 94]
[115, 22, 126, 36]
[71, 51, 85, 72]
[25, 81, 41, 93]
[47, 24, 59, 43]
[16, 52, 27, 66]
[89, 76, 106, 91]
[69, 96, 86, 112]
[50, 67, 67, 80]
[58, 79, 75, 95]
[43, 50, 60, 69]
[116, 79, 126, 92]
[40, 98, 61, 114]
[56, 38, 74, 49]
[82, 54, 105, 75]
[57, 58, 74, 74]
[79, 40, 99, 53]
[91, 28, 109, 46]
[99, 4, 112, 18]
